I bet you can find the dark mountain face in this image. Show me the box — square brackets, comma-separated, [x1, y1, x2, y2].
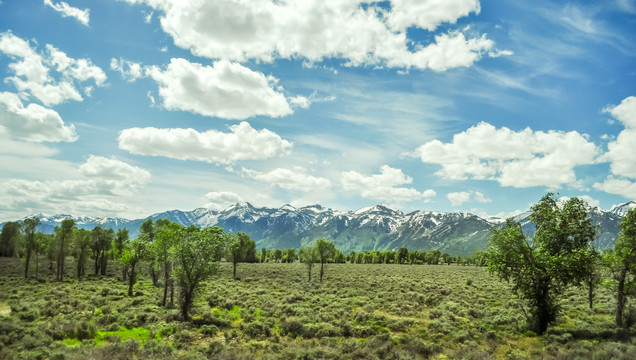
[5, 201, 633, 257]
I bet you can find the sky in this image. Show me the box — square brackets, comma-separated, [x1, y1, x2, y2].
[0, 0, 635, 222]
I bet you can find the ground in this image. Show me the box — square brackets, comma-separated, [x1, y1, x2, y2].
[0, 257, 634, 359]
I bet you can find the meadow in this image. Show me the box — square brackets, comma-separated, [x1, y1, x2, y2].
[0, 257, 634, 359]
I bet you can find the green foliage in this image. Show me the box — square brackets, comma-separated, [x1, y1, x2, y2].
[486, 193, 597, 334]
[172, 225, 224, 320]
[1, 221, 20, 257]
[298, 244, 319, 282]
[608, 208, 636, 327]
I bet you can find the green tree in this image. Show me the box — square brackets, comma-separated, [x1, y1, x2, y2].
[140, 219, 159, 286]
[73, 229, 92, 279]
[172, 226, 224, 321]
[298, 245, 319, 282]
[33, 232, 49, 281]
[261, 247, 267, 263]
[22, 217, 40, 279]
[122, 234, 151, 297]
[1, 221, 20, 257]
[55, 219, 76, 281]
[112, 229, 129, 280]
[608, 208, 636, 327]
[227, 233, 245, 279]
[397, 247, 409, 264]
[155, 222, 182, 307]
[91, 226, 113, 276]
[485, 194, 596, 334]
[316, 239, 336, 282]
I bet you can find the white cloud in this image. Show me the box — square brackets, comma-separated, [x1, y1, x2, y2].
[79, 155, 151, 183]
[341, 165, 436, 203]
[410, 122, 598, 189]
[121, 0, 505, 71]
[204, 191, 243, 210]
[447, 191, 471, 206]
[0, 31, 105, 106]
[558, 195, 600, 208]
[44, 0, 90, 26]
[146, 58, 292, 119]
[118, 121, 293, 164]
[447, 190, 491, 206]
[0, 156, 150, 217]
[110, 58, 144, 82]
[242, 167, 331, 192]
[386, 0, 480, 32]
[114, 57, 298, 120]
[594, 176, 636, 200]
[0, 91, 77, 142]
[594, 96, 636, 199]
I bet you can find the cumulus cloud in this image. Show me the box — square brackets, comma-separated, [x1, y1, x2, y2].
[146, 58, 292, 119]
[44, 0, 90, 26]
[112, 57, 301, 120]
[242, 167, 331, 192]
[594, 96, 636, 199]
[1, 156, 150, 217]
[0, 31, 105, 106]
[118, 122, 292, 164]
[204, 191, 243, 210]
[121, 0, 505, 71]
[341, 165, 436, 203]
[447, 190, 491, 206]
[0, 91, 77, 142]
[110, 58, 144, 82]
[409, 122, 598, 189]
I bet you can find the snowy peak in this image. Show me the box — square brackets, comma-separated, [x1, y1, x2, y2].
[611, 201, 636, 217]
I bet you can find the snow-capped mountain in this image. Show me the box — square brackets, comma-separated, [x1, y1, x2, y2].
[4, 201, 634, 256]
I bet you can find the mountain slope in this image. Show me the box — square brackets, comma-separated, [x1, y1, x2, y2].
[4, 201, 633, 257]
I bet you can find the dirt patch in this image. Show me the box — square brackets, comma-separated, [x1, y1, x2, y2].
[0, 301, 11, 316]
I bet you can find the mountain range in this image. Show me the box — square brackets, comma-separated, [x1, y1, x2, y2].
[3, 201, 635, 257]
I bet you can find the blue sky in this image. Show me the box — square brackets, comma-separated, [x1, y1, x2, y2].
[1, 0, 635, 221]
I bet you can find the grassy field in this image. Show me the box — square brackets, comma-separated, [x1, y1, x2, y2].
[0, 257, 634, 359]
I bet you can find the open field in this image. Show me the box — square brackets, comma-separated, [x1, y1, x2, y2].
[0, 257, 634, 359]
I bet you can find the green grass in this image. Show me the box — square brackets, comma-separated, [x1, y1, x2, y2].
[0, 256, 634, 359]
[95, 326, 151, 346]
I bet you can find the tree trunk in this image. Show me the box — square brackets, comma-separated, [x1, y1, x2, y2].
[616, 267, 627, 327]
[101, 253, 107, 276]
[181, 288, 193, 321]
[150, 266, 158, 286]
[169, 279, 174, 307]
[588, 275, 594, 310]
[128, 263, 136, 297]
[95, 251, 100, 275]
[24, 249, 31, 279]
[320, 262, 324, 282]
[162, 265, 169, 307]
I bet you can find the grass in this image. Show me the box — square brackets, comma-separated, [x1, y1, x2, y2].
[0, 256, 634, 359]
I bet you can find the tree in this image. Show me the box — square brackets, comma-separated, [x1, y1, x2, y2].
[55, 219, 76, 281]
[112, 229, 129, 280]
[121, 235, 151, 297]
[608, 208, 636, 327]
[261, 248, 267, 263]
[172, 226, 224, 321]
[1, 221, 20, 257]
[139, 219, 160, 286]
[155, 222, 182, 307]
[316, 239, 336, 282]
[91, 227, 113, 276]
[298, 245, 319, 282]
[397, 247, 409, 264]
[73, 229, 92, 279]
[33, 233, 49, 281]
[485, 194, 596, 334]
[22, 217, 40, 279]
[227, 233, 245, 279]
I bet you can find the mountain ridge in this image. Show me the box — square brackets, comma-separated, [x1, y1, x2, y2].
[2, 201, 632, 257]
